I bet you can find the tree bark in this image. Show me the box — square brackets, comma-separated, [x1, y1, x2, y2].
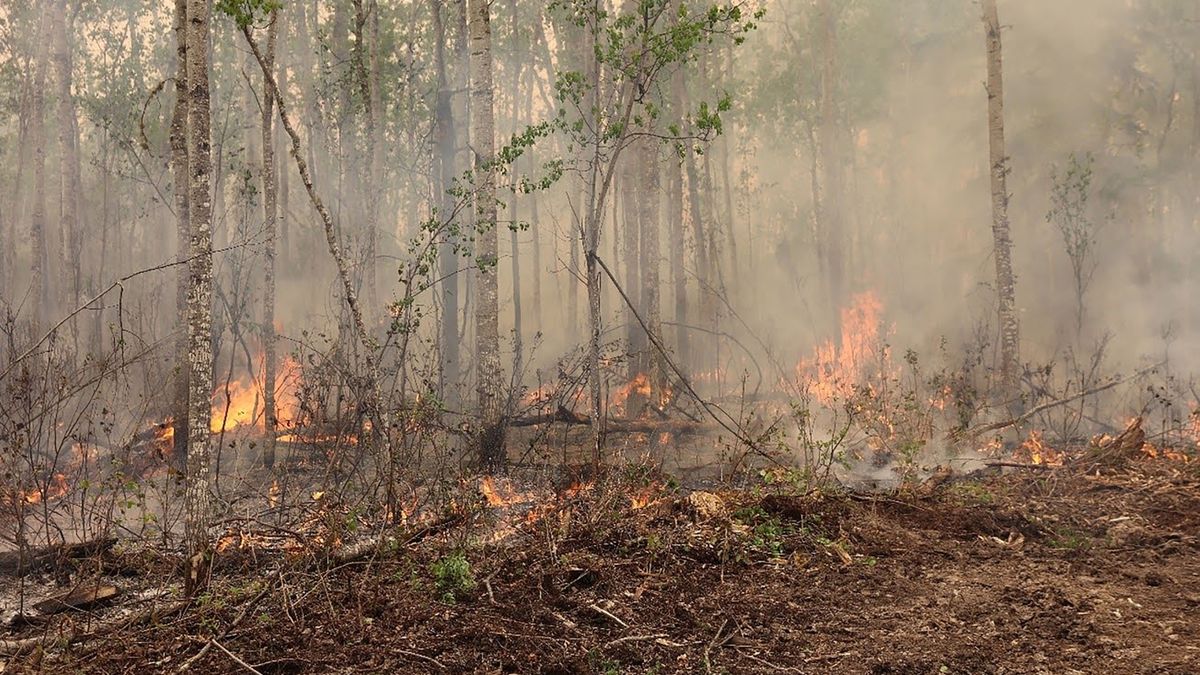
[982, 0, 1020, 394]
[469, 0, 504, 469]
[184, 0, 215, 594]
[170, 0, 190, 472]
[261, 10, 279, 470]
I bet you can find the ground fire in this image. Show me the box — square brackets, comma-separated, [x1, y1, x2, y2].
[2, 1, 1200, 672]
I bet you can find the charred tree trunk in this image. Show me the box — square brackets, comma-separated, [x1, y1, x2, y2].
[184, 0, 215, 594]
[261, 10, 279, 470]
[982, 0, 1020, 394]
[170, 0, 190, 472]
[469, 0, 504, 468]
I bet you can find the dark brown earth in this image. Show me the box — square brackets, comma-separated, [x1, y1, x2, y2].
[5, 457, 1199, 674]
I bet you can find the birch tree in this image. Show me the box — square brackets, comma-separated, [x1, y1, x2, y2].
[469, 0, 504, 468]
[261, 9, 279, 470]
[983, 0, 1020, 394]
[184, 0, 215, 593]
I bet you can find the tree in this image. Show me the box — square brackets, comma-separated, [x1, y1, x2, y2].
[170, 0, 190, 471]
[51, 0, 82, 346]
[982, 0, 1020, 395]
[432, 0, 461, 400]
[549, 0, 758, 462]
[29, 0, 50, 332]
[469, 0, 504, 468]
[184, 0, 216, 594]
[261, 8, 279, 470]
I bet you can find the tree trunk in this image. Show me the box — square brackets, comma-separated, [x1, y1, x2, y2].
[261, 10, 279, 470]
[982, 0, 1020, 394]
[170, 0, 190, 472]
[638, 137, 664, 403]
[29, 0, 51, 332]
[51, 0, 81, 348]
[432, 0, 460, 400]
[184, 0, 215, 595]
[621, 154, 641, 378]
[469, 0, 504, 469]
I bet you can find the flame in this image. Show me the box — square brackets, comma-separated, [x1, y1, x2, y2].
[629, 482, 664, 509]
[211, 356, 301, 433]
[1018, 430, 1064, 466]
[611, 373, 651, 416]
[1141, 443, 1191, 463]
[20, 473, 69, 505]
[479, 476, 538, 508]
[795, 292, 887, 405]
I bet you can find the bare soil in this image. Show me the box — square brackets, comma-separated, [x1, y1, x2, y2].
[4, 457, 1199, 674]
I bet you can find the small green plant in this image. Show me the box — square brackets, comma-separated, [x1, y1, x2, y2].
[734, 506, 790, 557]
[1049, 527, 1091, 551]
[430, 551, 476, 603]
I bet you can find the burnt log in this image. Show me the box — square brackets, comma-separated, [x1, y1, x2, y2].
[0, 538, 118, 576]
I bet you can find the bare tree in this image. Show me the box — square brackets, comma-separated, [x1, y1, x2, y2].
[184, 0, 215, 594]
[261, 9, 280, 470]
[432, 0, 461, 400]
[983, 0, 1020, 393]
[469, 0, 504, 468]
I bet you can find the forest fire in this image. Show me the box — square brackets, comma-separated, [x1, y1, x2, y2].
[611, 373, 651, 417]
[1019, 430, 1065, 467]
[210, 356, 302, 434]
[795, 291, 888, 405]
[18, 473, 70, 505]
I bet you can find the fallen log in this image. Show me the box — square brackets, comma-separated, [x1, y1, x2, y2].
[509, 406, 713, 435]
[34, 584, 120, 615]
[0, 538, 118, 576]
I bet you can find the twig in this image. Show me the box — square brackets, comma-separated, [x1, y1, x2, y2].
[393, 648, 447, 670]
[605, 633, 669, 648]
[211, 638, 263, 674]
[587, 603, 629, 628]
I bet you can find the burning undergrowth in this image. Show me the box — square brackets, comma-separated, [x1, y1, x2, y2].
[8, 454, 1199, 674]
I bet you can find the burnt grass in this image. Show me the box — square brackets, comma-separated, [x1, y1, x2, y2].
[15, 458, 1200, 674]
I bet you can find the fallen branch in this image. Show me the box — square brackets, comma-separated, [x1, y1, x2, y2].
[953, 363, 1162, 441]
[0, 538, 117, 576]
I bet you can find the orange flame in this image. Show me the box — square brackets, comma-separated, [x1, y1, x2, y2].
[1019, 430, 1064, 466]
[211, 356, 301, 433]
[796, 292, 887, 405]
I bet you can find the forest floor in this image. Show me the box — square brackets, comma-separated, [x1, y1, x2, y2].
[4, 454, 1199, 674]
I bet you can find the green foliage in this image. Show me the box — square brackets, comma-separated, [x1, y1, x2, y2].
[734, 506, 790, 557]
[216, 0, 281, 29]
[430, 551, 476, 603]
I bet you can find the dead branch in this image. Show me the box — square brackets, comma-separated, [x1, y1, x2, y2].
[0, 537, 117, 576]
[954, 362, 1162, 441]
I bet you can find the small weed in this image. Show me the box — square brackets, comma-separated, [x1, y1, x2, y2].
[734, 506, 790, 557]
[1049, 528, 1091, 551]
[430, 551, 476, 603]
